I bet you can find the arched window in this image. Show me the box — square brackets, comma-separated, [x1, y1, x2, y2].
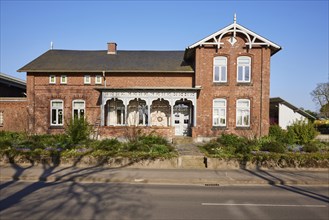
[51, 100, 64, 126]
[236, 99, 250, 127]
[213, 57, 227, 83]
[237, 56, 251, 83]
[213, 99, 227, 126]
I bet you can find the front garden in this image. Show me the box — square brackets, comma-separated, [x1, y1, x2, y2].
[199, 121, 329, 168]
[0, 118, 176, 166]
[1, 118, 329, 168]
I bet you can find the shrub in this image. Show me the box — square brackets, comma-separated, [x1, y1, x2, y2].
[217, 133, 242, 147]
[269, 125, 295, 144]
[66, 117, 91, 145]
[287, 120, 318, 145]
[95, 138, 122, 151]
[260, 141, 286, 153]
[302, 142, 320, 153]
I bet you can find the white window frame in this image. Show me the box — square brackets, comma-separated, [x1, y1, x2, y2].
[0, 111, 3, 126]
[84, 75, 91, 84]
[60, 75, 67, 84]
[72, 100, 85, 119]
[213, 56, 227, 83]
[237, 56, 251, 83]
[213, 99, 227, 126]
[50, 100, 64, 126]
[236, 99, 250, 127]
[95, 75, 102, 85]
[49, 75, 56, 84]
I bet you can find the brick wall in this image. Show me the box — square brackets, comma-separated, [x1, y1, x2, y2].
[193, 34, 271, 138]
[27, 71, 194, 135]
[0, 98, 28, 132]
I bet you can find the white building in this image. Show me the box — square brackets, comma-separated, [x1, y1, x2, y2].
[270, 97, 316, 129]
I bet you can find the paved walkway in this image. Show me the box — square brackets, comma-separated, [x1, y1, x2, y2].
[1, 164, 328, 185]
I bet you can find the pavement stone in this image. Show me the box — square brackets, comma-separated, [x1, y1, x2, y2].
[0, 164, 328, 186]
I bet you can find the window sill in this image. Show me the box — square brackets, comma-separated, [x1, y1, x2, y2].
[236, 82, 253, 86]
[235, 126, 251, 130]
[212, 126, 227, 130]
[49, 125, 64, 129]
[213, 82, 228, 86]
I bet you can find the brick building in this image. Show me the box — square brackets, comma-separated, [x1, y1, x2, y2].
[17, 17, 281, 141]
[0, 73, 28, 132]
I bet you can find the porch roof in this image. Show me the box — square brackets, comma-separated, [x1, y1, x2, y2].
[95, 87, 201, 92]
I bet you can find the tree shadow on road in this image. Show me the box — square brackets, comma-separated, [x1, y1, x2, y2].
[0, 157, 152, 219]
[238, 162, 329, 204]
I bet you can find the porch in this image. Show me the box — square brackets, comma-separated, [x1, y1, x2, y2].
[97, 88, 199, 138]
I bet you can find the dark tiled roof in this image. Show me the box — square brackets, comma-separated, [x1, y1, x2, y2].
[18, 50, 193, 73]
[270, 97, 316, 120]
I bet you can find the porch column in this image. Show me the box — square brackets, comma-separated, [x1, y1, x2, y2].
[146, 99, 151, 126]
[169, 99, 175, 127]
[101, 102, 105, 126]
[193, 101, 197, 126]
[123, 98, 129, 125]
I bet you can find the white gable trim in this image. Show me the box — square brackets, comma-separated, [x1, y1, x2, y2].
[187, 22, 281, 51]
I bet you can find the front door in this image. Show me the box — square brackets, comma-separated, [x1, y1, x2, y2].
[174, 103, 191, 136]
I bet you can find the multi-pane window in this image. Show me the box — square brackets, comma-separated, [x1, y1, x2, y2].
[60, 75, 67, 84]
[213, 57, 227, 83]
[213, 99, 227, 126]
[73, 100, 85, 119]
[236, 99, 250, 127]
[108, 99, 125, 125]
[49, 75, 56, 84]
[95, 75, 102, 85]
[84, 75, 91, 84]
[51, 100, 63, 126]
[237, 56, 251, 83]
[0, 111, 3, 126]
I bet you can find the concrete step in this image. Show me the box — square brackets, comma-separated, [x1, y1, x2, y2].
[173, 136, 193, 145]
[178, 156, 207, 169]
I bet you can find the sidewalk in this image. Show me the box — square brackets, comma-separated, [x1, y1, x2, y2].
[1, 164, 328, 185]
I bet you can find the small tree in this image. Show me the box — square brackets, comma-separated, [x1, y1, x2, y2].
[66, 117, 91, 145]
[310, 82, 329, 117]
[287, 120, 318, 145]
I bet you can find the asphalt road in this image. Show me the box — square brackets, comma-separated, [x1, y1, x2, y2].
[0, 181, 328, 220]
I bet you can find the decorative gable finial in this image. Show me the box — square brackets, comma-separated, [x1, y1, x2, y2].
[234, 13, 237, 24]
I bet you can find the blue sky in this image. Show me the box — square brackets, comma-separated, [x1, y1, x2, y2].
[1, 0, 328, 111]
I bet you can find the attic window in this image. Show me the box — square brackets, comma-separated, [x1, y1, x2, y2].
[84, 75, 91, 84]
[49, 75, 56, 84]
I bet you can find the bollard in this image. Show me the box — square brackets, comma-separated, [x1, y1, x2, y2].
[203, 156, 208, 168]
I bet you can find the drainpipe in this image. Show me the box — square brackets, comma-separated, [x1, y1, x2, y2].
[103, 70, 106, 87]
[260, 48, 264, 137]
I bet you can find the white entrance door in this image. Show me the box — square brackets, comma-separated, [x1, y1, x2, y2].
[174, 104, 190, 136]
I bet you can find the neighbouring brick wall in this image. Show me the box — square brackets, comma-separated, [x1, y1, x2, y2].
[193, 34, 271, 138]
[0, 98, 28, 132]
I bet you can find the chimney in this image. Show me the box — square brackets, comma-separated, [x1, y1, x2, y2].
[107, 42, 117, 54]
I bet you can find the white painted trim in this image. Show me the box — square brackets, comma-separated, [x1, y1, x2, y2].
[236, 99, 250, 127]
[72, 99, 86, 119]
[95, 75, 102, 85]
[213, 98, 227, 126]
[237, 56, 251, 83]
[188, 22, 281, 50]
[60, 75, 67, 84]
[50, 99, 64, 126]
[49, 75, 56, 84]
[84, 75, 91, 84]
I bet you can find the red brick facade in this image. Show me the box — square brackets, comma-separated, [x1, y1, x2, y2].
[0, 98, 28, 132]
[193, 34, 271, 138]
[15, 20, 280, 141]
